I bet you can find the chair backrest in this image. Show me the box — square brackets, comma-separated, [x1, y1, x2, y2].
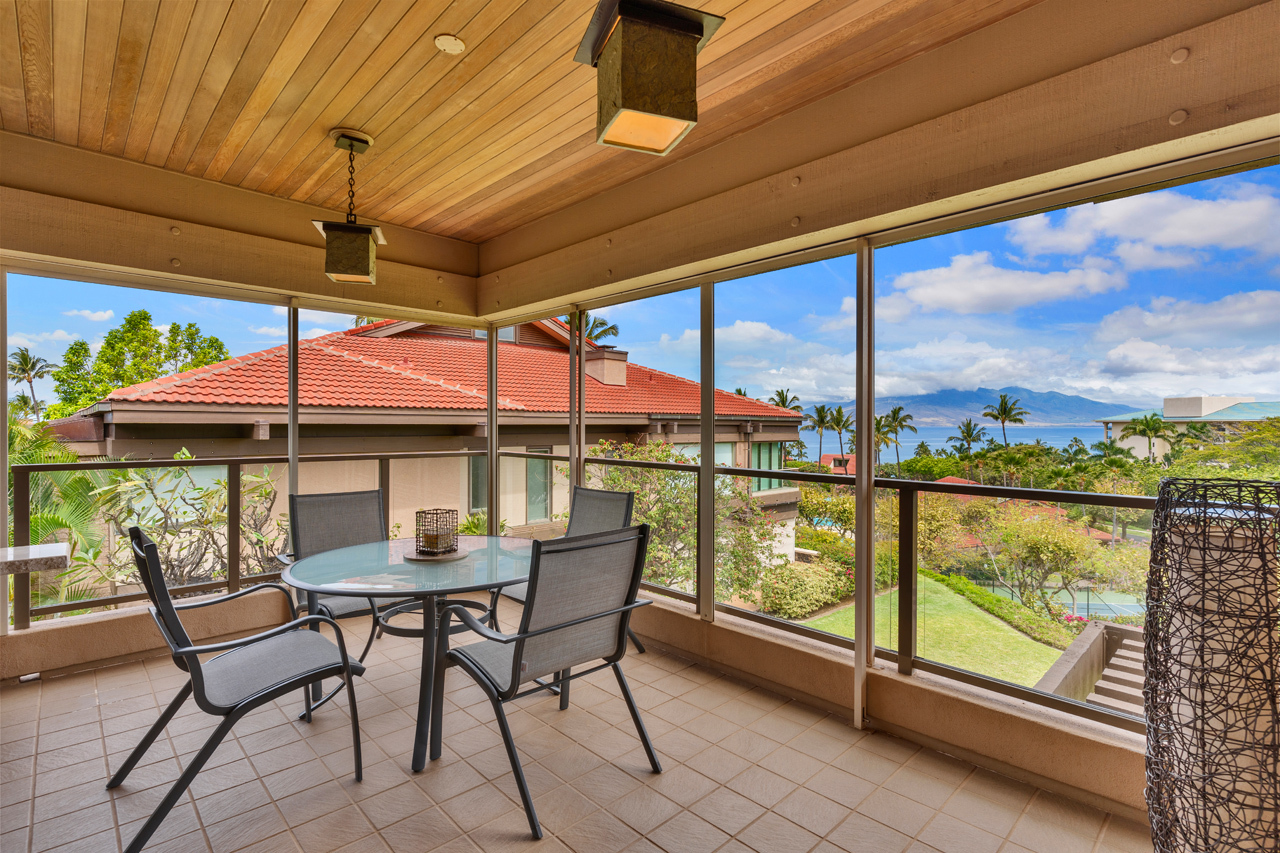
[509, 524, 650, 694]
[564, 487, 634, 538]
[290, 489, 387, 560]
[128, 526, 194, 658]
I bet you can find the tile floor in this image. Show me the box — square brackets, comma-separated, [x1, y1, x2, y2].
[1, 606, 1154, 853]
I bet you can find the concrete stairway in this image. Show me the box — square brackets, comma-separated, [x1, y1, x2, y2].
[1087, 635, 1145, 716]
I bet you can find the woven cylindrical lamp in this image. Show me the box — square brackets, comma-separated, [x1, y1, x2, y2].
[1146, 478, 1279, 852]
[416, 509, 458, 556]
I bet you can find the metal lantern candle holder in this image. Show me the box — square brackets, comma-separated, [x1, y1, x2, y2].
[416, 509, 458, 556]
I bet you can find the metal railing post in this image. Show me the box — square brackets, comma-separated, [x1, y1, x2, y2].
[697, 282, 715, 621]
[13, 468, 31, 629]
[852, 238, 875, 727]
[227, 464, 241, 592]
[487, 326, 500, 530]
[897, 488, 917, 675]
[568, 310, 580, 488]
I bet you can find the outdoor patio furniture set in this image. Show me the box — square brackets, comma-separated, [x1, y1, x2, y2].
[110, 487, 659, 852]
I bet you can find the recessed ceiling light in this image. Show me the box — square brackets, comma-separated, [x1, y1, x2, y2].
[434, 34, 465, 55]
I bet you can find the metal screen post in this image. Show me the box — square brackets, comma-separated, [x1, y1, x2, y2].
[12, 469, 31, 630]
[227, 464, 241, 592]
[697, 283, 715, 621]
[487, 326, 499, 529]
[568, 310, 580, 488]
[576, 313, 586, 482]
[853, 238, 874, 727]
[379, 458, 392, 537]
[897, 488, 917, 675]
[287, 303, 299, 497]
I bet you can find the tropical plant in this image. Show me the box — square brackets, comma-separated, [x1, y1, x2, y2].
[8, 346, 57, 421]
[1119, 413, 1177, 463]
[583, 439, 781, 600]
[982, 393, 1029, 446]
[947, 418, 987, 454]
[804, 404, 833, 462]
[734, 387, 750, 397]
[829, 405, 855, 458]
[459, 512, 508, 536]
[1184, 417, 1280, 467]
[914, 441, 932, 458]
[9, 393, 41, 421]
[872, 414, 897, 466]
[882, 405, 916, 476]
[562, 310, 620, 342]
[767, 389, 802, 412]
[350, 315, 384, 327]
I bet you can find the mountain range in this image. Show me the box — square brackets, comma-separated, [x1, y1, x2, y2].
[805, 386, 1143, 426]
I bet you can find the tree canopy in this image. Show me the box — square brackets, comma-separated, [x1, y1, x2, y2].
[47, 310, 228, 420]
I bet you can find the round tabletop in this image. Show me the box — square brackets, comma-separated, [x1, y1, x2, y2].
[282, 535, 535, 598]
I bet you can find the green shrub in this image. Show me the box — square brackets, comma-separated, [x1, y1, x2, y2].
[760, 558, 849, 620]
[896, 456, 962, 481]
[795, 527, 898, 593]
[875, 543, 899, 592]
[920, 569, 1076, 650]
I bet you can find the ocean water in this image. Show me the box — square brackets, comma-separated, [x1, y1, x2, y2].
[800, 424, 1107, 460]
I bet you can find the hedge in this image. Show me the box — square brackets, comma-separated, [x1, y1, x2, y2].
[920, 569, 1076, 650]
[760, 558, 853, 620]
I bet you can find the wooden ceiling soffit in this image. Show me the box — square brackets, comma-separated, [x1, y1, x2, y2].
[473, 1, 1280, 320]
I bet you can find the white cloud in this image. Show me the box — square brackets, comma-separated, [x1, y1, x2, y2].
[62, 309, 114, 322]
[9, 330, 76, 347]
[715, 320, 795, 345]
[250, 325, 288, 337]
[1007, 183, 1280, 261]
[1111, 242, 1196, 271]
[1101, 337, 1280, 378]
[1095, 290, 1280, 347]
[303, 328, 335, 339]
[883, 251, 1126, 314]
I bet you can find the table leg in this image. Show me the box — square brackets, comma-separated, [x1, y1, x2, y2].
[307, 591, 322, 702]
[411, 594, 437, 772]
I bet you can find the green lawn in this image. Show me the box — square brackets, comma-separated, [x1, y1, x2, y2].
[804, 574, 1063, 687]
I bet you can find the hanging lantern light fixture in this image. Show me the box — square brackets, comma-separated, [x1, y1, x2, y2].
[575, 0, 724, 156]
[312, 129, 385, 285]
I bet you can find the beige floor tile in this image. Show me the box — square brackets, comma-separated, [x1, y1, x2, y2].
[728, 764, 799, 808]
[529, 784, 599, 834]
[607, 785, 681, 834]
[557, 809, 640, 853]
[1096, 816, 1154, 853]
[759, 745, 825, 783]
[541, 744, 606, 782]
[856, 788, 936, 837]
[884, 766, 960, 809]
[381, 806, 465, 853]
[204, 802, 290, 852]
[686, 745, 753, 783]
[941, 788, 1025, 837]
[831, 745, 902, 785]
[916, 813, 1003, 853]
[690, 786, 766, 835]
[441, 782, 518, 832]
[646, 810, 729, 853]
[736, 811, 821, 853]
[637, 765, 718, 806]
[291, 804, 377, 853]
[773, 787, 852, 836]
[276, 778, 354, 826]
[804, 765, 876, 809]
[826, 812, 913, 853]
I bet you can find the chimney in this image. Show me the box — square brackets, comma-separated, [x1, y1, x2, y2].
[585, 346, 628, 386]
[1163, 395, 1254, 417]
[252, 420, 270, 440]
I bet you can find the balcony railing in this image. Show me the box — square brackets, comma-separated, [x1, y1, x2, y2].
[8, 451, 1153, 733]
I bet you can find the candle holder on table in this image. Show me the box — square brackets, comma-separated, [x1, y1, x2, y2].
[416, 509, 458, 555]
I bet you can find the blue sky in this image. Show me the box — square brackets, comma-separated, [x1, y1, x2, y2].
[7, 165, 1279, 410]
[602, 164, 1280, 409]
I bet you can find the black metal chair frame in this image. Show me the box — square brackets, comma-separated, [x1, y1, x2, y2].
[431, 526, 662, 839]
[495, 485, 647, 655]
[111, 527, 364, 853]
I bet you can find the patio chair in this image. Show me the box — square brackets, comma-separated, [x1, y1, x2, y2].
[278, 490, 412, 711]
[430, 524, 661, 839]
[498, 485, 646, 651]
[111, 527, 363, 853]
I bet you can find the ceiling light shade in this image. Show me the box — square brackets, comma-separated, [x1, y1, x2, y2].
[575, 0, 725, 156]
[313, 129, 385, 285]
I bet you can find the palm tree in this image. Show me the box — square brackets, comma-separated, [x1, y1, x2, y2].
[1119, 413, 1177, 463]
[734, 387, 750, 397]
[982, 393, 1029, 446]
[768, 389, 801, 411]
[9, 393, 43, 421]
[883, 405, 916, 476]
[350, 314, 383, 327]
[804, 404, 833, 463]
[947, 418, 988, 454]
[829, 405, 855, 459]
[872, 414, 897, 468]
[8, 347, 57, 421]
[1089, 439, 1137, 461]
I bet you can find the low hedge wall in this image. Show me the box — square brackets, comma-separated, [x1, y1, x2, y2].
[920, 569, 1076, 650]
[760, 558, 854, 620]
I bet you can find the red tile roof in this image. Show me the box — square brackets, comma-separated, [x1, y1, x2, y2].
[104, 324, 801, 420]
[819, 453, 855, 474]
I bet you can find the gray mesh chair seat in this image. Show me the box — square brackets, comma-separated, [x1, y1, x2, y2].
[200, 629, 357, 708]
[499, 488, 644, 652]
[110, 527, 363, 853]
[431, 524, 660, 840]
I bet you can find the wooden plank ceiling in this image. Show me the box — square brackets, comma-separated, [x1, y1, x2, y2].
[0, 0, 1042, 243]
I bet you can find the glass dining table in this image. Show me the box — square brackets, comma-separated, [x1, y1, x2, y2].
[282, 535, 535, 772]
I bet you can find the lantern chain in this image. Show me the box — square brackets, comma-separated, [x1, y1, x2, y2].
[346, 147, 357, 224]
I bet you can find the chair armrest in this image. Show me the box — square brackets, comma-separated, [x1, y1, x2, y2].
[517, 600, 650, 641]
[439, 603, 512, 643]
[276, 553, 296, 566]
[170, 614, 344, 657]
[172, 582, 299, 621]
